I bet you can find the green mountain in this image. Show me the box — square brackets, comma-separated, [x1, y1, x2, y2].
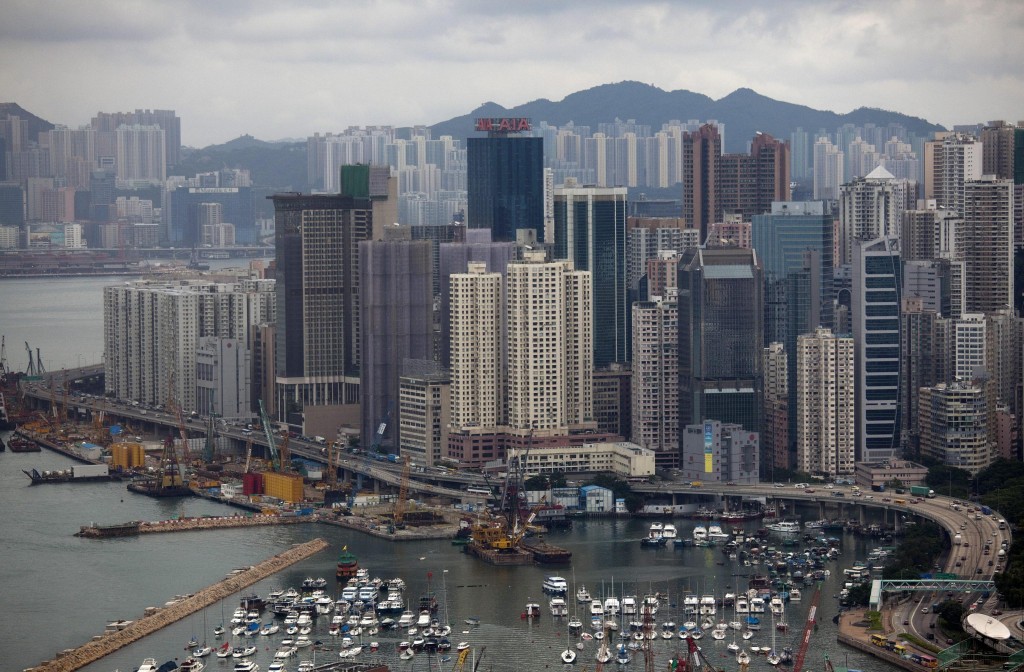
[430, 81, 945, 152]
[176, 135, 309, 190]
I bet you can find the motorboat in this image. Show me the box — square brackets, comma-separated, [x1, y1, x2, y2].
[662, 523, 678, 539]
[737, 649, 751, 666]
[137, 661, 159, 672]
[542, 576, 568, 594]
[233, 662, 258, 672]
[621, 595, 637, 616]
[179, 658, 205, 672]
[767, 520, 801, 533]
[692, 526, 708, 543]
[577, 585, 592, 603]
[743, 630, 755, 640]
[603, 596, 621, 616]
[549, 596, 569, 616]
[193, 646, 213, 658]
[590, 599, 604, 616]
[649, 522, 663, 536]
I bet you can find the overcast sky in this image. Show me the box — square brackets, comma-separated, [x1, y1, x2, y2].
[2, 0, 1022, 147]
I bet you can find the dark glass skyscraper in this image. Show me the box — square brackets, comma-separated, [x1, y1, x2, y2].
[678, 247, 764, 434]
[467, 135, 544, 242]
[553, 184, 629, 368]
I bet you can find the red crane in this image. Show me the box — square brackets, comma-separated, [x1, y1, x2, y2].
[793, 585, 821, 672]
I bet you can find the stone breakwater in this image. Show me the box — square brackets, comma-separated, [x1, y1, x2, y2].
[26, 538, 330, 672]
[76, 513, 316, 537]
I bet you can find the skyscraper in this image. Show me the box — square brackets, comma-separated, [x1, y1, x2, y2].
[678, 247, 763, 434]
[813, 137, 844, 200]
[553, 182, 629, 367]
[719, 133, 791, 221]
[359, 238, 434, 452]
[682, 124, 722, 242]
[924, 132, 982, 213]
[961, 176, 1013, 314]
[837, 165, 909, 266]
[449, 262, 503, 431]
[467, 120, 544, 242]
[631, 298, 679, 469]
[795, 327, 855, 477]
[852, 236, 902, 462]
[114, 124, 166, 185]
[270, 165, 395, 421]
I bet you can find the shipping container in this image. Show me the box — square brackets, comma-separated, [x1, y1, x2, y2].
[72, 464, 109, 478]
[242, 472, 264, 496]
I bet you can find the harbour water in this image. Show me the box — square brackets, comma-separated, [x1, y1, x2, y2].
[0, 272, 899, 672]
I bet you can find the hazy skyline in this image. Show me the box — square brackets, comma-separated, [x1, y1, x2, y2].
[2, 0, 1022, 147]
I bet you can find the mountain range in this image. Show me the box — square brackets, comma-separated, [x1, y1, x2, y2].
[5, 82, 947, 189]
[429, 81, 945, 152]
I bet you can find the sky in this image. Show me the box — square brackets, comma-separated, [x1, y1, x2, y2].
[2, 0, 1023, 148]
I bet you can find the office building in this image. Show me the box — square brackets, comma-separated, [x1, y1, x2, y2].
[852, 236, 902, 462]
[961, 176, 1013, 314]
[467, 127, 544, 242]
[358, 239, 433, 452]
[631, 298, 679, 469]
[270, 165, 395, 421]
[398, 360, 450, 467]
[795, 327, 855, 477]
[680, 420, 759, 485]
[678, 247, 763, 433]
[682, 124, 722, 242]
[553, 182, 629, 367]
[0, 181, 26, 227]
[170, 186, 256, 245]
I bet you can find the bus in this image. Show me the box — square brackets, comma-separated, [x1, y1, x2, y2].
[465, 487, 493, 497]
[893, 644, 907, 656]
[871, 634, 888, 647]
[911, 654, 938, 669]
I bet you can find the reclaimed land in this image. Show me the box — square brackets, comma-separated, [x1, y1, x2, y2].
[27, 538, 330, 672]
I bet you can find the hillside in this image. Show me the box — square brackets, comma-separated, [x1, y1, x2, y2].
[430, 81, 945, 152]
[176, 135, 309, 191]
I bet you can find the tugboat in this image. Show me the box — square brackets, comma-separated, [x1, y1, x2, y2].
[336, 546, 359, 581]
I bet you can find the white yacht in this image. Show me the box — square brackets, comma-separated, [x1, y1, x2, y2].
[542, 576, 568, 594]
[621, 595, 638, 616]
[766, 520, 801, 533]
[549, 596, 569, 616]
[683, 594, 699, 615]
[699, 595, 716, 616]
[642, 593, 660, 615]
[661, 523, 678, 539]
[604, 596, 621, 616]
[649, 522, 664, 537]
[789, 588, 802, 602]
[692, 526, 708, 544]
[137, 659, 160, 672]
[750, 597, 766, 614]
[707, 524, 730, 541]
[590, 599, 605, 617]
[577, 585, 592, 603]
[770, 597, 784, 616]
[735, 595, 749, 614]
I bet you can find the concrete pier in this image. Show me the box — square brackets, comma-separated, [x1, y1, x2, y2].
[27, 538, 330, 672]
[76, 512, 316, 537]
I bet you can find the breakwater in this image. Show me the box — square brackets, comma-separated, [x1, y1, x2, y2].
[76, 512, 317, 537]
[26, 538, 330, 672]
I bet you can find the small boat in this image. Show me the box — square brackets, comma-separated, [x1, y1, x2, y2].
[136, 658, 160, 672]
[233, 662, 258, 672]
[464, 617, 481, 626]
[616, 643, 630, 665]
[737, 649, 751, 665]
[400, 648, 415, 660]
[193, 646, 213, 657]
[743, 630, 754, 640]
[728, 641, 740, 653]
[213, 626, 225, 638]
[577, 585, 592, 603]
[457, 642, 471, 651]
[216, 644, 232, 658]
[179, 658, 205, 672]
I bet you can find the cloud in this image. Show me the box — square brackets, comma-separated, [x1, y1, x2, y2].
[1, 0, 1022, 145]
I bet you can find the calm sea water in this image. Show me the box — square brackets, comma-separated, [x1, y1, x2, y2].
[0, 272, 897, 672]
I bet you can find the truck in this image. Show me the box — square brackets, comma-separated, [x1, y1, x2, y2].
[980, 505, 992, 516]
[953, 533, 963, 545]
[910, 486, 935, 498]
[871, 484, 886, 492]
[314, 436, 326, 445]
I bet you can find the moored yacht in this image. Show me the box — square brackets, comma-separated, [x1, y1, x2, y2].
[661, 523, 678, 539]
[577, 585, 592, 603]
[767, 520, 801, 533]
[692, 526, 708, 544]
[542, 576, 568, 594]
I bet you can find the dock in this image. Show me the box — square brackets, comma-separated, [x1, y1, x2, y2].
[26, 538, 331, 672]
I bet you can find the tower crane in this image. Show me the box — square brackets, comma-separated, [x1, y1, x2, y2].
[792, 585, 821, 672]
[325, 439, 339, 488]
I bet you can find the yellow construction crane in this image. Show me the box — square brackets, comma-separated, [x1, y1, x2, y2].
[392, 455, 412, 531]
[243, 436, 254, 474]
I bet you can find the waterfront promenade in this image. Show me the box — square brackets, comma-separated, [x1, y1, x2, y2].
[27, 538, 330, 672]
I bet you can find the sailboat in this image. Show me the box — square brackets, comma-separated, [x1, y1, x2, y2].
[567, 568, 583, 633]
[728, 588, 740, 652]
[737, 648, 751, 666]
[214, 601, 226, 638]
[767, 606, 781, 665]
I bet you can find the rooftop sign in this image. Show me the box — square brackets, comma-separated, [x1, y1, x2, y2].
[474, 117, 532, 134]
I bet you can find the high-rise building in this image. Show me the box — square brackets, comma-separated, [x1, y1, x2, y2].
[682, 124, 722, 242]
[901, 200, 963, 263]
[631, 298, 679, 469]
[852, 236, 902, 462]
[92, 109, 181, 168]
[813, 137, 844, 200]
[553, 183, 629, 367]
[719, 133, 791, 221]
[838, 166, 911, 266]
[114, 124, 166, 185]
[923, 132, 982, 214]
[680, 420, 759, 485]
[196, 336, 251, 419]
[398, 360, 450, 467]
[900, 299, 948, 452]
[0, 182, 26, 227]
[505, 252, 592, 432]
[625, 217, 695, 292]
[961, 176, 1013, 314]
[467, 123, 543, 242]
[678, 247, 763, 434]
[919, 381, 994, 475]
[449, 262, 503, 431]
[795, 327, 855, 477]
[270, 165, 395, 420]
[762, 342, 789, 473]
[103, 278, 275, 412]
[359, 239, 434, 452]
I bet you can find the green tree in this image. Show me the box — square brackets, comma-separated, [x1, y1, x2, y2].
[938, 601, 965, 631]
[524, 475, 549, 491]
[548, 471, 568, 489]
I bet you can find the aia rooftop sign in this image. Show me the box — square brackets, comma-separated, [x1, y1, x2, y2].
[474, 117, 532, 134]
